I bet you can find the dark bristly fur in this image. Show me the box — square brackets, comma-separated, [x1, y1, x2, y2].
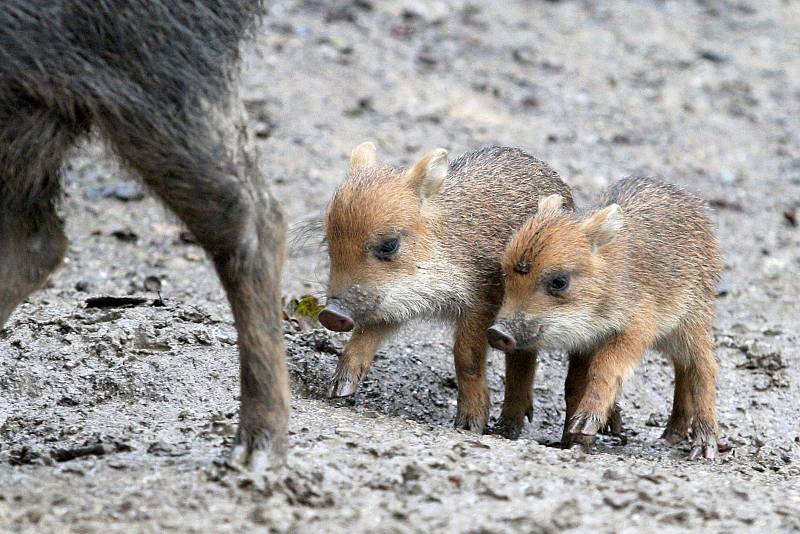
[0, 1, 290, 471]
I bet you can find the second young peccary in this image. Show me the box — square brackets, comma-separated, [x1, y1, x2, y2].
[0, 1, 287, 471]
[489, 177, 721, 459]
[318, 143, 573, 438]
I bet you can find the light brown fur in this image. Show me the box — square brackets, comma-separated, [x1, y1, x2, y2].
[322, 144, 573, 437]
[494, 177, 721, 459]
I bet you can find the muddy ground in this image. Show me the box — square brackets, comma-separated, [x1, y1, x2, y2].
[2, 0, 800, 532]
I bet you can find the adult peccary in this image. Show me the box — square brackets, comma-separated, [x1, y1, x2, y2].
[0, 1, 288, 471]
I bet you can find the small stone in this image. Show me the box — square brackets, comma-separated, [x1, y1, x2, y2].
[143, 275, 162, 292]
[783, 205, 797, 227]
[512, 46, 536, 65]
[698, 49, 729, 63]
[85, 181, 145, 202]
[645, 413, 663, 427]
[762, 257, 787, 280]
[716, 278, 733, 297]
[402, 462, 424, 483]
[75, 280, 91, 292]
[110, 228, 138, 242]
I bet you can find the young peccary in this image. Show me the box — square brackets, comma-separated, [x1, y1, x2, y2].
[318, 143, 573, 438]
[0, 1, 287, 471]
[488, 177, 721, 459]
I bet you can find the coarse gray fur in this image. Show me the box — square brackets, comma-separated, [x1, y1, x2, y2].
[0, 0, 289, 471]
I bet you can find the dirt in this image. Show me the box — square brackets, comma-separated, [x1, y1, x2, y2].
[2, 0, 800, 532]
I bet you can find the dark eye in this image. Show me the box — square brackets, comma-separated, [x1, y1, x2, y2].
[547, 274, 570, 295]
[374, 237, 400, 260]
[514, 261, 531, 275]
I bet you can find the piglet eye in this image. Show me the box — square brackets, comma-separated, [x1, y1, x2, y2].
[547, 274, 570, 295]
[374, 237, 400, 260]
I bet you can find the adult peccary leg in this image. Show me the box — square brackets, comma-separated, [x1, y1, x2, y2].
[97, 92, 289, 470]
[0, 102, 83, 328]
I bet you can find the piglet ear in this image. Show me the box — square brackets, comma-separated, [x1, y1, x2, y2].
[537, 194, 565, 217]
[404, 148, 449, 200]
[579, 204, 623, 252]
[350, 141, 378, 170]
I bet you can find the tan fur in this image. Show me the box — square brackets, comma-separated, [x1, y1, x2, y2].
[404, 147, 449, 200]
[350, 141, 378, 170]
[496, 177, 721, 459]
[323, 145, 573, 436]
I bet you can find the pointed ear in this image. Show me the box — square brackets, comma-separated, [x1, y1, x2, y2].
[579, 204, 623, 251]
[405, 148, 449, 200]
[350, 142, 378, 170]
[537, 194, 565, 217]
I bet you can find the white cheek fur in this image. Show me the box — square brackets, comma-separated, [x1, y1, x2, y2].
[375, 259, 472, 323]
[536, 310, 621, 353]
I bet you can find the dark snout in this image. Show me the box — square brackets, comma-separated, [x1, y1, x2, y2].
[318, 300, 354, 332]
[487, 323, 517, 352]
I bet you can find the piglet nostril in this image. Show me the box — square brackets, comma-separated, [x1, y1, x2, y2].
[318, 303, 354, 332]
[487, 324, 516, 352]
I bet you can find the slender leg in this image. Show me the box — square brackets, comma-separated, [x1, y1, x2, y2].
[562, 351, 624, 445]
[453, 309, 493, 433]
[663, 364, 695, 444]
[99, 90, 289, 471]
[329, 324, 398, 397]
[0, 102, 81, 328]
[659, 321, 719, 459]
[563, 352, 590, 445]
[563, 329, 651, 451]
[493, 349, 537, 439]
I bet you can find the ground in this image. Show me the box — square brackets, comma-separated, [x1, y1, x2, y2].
[2, 0, 800, 532]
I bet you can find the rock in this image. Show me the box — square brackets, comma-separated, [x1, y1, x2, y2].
[143, 275, 162, 293]
[739, 341, 785, 371]
[716, 278, 733, 297]
[783, 205, 797, 227]
[85, 181, 145, 202]
[110, 228, 138, 242]
[325, 5, 358, 23]
[762, 257, 787, 279]
[75, 280, 91, 292]
[698, 49, 729, 63]
[645, 413, 664, 427]
[512, 46, 536, 65]
[402, 462, 424, 483]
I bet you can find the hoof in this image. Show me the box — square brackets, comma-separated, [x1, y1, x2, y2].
[602, 403, 624, 436]
[688, 444, 718, 460]
[661, 427, 689, 446]
[491, 408, 533, 440]
[688, 421, 718, 460]
[230, 427, 287, 473]
[328, 367, 361, 398]
[454, 412, 488, 435]
[563, 412, 602, 452]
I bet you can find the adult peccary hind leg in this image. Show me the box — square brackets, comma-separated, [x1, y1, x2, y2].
[0, 103, 80, 329]
[99, 94, 289, 470]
